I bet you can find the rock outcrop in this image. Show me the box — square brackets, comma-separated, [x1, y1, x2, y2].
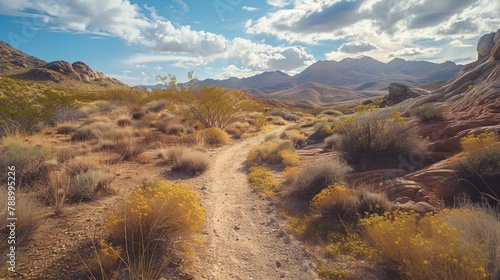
[381, 83, 431, 106]
[0, 41, 46, 75]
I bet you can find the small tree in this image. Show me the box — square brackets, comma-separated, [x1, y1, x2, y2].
[157, 73, 259, 129]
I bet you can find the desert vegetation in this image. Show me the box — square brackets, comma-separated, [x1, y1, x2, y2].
[244, 100, 500, 279]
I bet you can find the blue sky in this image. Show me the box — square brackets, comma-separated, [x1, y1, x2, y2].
[0, 0, 498, 85]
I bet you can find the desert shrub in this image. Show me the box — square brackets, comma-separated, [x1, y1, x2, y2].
[107, 180, 204, 277]
[278, 149, 300, 167]
[0, 137, 53, 188]
[56, 123, 78, 134]
[281, 129, 307, 147]
[355, 188, 392, 217]
[324, 232, 378, 261]
[158, 147, 187, 165]
[0, 190, 45, 255]
[0, 87, 74, 133]
[319, 109, 343, 117]
[324, 134, 342, 150]
[271, 111, 300, 122]
[253, 115, 268, 131]
[67, 170, 114, 202]
[145, 100, 168, 112]
[50, 107, 88, 124]
[411, 103, 445, 122]
[336, 113, 426, 171]
[84, 239, 123, 279]
[286, 159, 352, 201]
[246, 139, 294, 167]
[164, 123, 186, 135]
[171, 150, 210, 175]
[116, 116, 133, 127]
[101, 137, 146, 161]
[248, 166, 280, 196]
[131, 110, 146, 120]
[196, 127, 231, 146]
[224, 126, 243, 139]
[311, 184, 358, 221]
[444, 199, 500, 278]
[361, 210, 490, 280]
[453, 132, 500, 203]
[71, 122, 116, 141]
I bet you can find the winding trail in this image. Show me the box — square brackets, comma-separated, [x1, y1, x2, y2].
[195, 128, 318, 280]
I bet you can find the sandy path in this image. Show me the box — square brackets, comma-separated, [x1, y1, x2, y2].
[195, 128, 318, 280]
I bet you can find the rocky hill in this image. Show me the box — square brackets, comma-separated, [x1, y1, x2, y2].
[0, 40, 125, 87]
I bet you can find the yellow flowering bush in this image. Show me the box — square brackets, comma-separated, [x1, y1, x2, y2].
[107, 179, 204, 259]
[86, 240, 123, 278]
[360, 210, 489, 280]
[248, 166, 280, 196]
[246, 139, 294, 167]
[454, 132, 500, 202]
[311, 184, 357, 220]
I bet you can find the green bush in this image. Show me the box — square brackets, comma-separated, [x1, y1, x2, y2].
[0, 86, 74, 134]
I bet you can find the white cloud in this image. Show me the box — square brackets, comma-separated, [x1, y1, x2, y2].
[242, 6, 259, 12]
[388, 47, 441, 59]
[246, 0, 497, 63]
[338, 41, 379, 54]
[266, 0, 291, 8]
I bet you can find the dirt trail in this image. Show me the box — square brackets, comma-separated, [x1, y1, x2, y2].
[195, 128, 318, 280]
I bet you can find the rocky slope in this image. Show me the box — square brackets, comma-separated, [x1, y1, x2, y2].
[0, 41, 46, 75]
[344, 29, 500, 212]
[0, 40, 124, 87]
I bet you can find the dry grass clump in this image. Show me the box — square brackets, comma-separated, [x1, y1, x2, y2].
[102, 180, 204, 279]
[66, 169, 114, 202]
[158, 147, 187, 165]
[246, 139, 294, 167]
[411, 102, 445, 122]
[285, 159, 352, 201]
[452, 132, 500, 203]
[335, 112, 426, 171]
[145, 100, 168, 112]
[71, 121, 115, 141]
[0, 135, 53, 188]
[116, 116, 133, 127]
[56, 123, 79, 134]
[311, 185, 392, 222]
[196, 127, 231, 146]
[361, 209, 491, 280]
[248, 166, 280, 196]
[0, 190, 45, 255]
[171, 150, 210, 175]
[281, 129, 307, 147]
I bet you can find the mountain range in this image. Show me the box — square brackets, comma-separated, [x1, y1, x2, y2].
[1, 39, 462, 107]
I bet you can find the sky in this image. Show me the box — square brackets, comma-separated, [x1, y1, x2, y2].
[0, 0, 498, 86]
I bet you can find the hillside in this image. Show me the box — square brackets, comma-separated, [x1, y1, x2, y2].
[0, 40, 126, 90]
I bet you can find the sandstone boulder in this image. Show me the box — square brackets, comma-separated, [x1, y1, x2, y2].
[477, 32, 495, 59]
